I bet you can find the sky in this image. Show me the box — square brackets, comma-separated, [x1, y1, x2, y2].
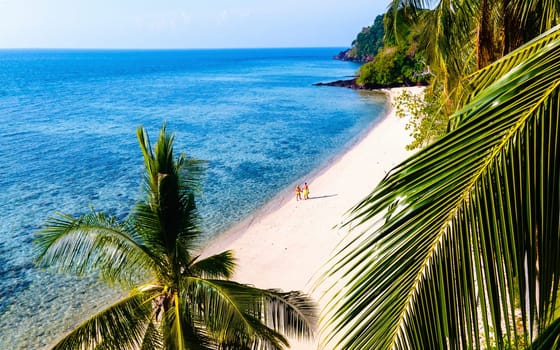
[0, 0, 390, 49]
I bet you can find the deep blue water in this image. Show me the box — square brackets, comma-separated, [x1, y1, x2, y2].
[0, 48, 386, 348]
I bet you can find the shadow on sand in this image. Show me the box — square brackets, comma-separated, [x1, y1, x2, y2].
[308, 194, 338, 200]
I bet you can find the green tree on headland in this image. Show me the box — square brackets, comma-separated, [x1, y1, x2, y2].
[347, 10, 429, 88]
[385, 0, 560, 149]
[337, 14, 385, 62]
[324, 19, 560, 350]
[35, 125, 316, 349]
[356, 46, 427, 87]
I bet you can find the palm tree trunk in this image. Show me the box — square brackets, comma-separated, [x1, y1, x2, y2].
[477, 0, 501, 69]
[502, 1, 525, 55]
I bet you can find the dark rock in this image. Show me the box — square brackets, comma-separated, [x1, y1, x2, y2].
[314, 78, 380, 90]
[314, 78, 361, 89]
[333, 49, 373, 63]
[314, 78, 426, 91]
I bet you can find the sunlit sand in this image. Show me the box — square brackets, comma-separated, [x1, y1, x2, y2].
[201, 86, 422, 349]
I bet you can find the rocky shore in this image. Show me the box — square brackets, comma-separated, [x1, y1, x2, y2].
[314, 78, 416, 90]
[314, 78, 362, 89]
[333, 48, 373, 63]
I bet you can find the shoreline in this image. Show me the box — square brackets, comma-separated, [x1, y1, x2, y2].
[200, 86, 422, 349]
[314, 78, 428, 90]
[201, 89, 389, 254]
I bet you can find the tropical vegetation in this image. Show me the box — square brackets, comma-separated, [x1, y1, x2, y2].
[356, 9, 429, 88]
[336, 11, 429, 88]
[355, 46, 427, 88]
[386, 0, 560, 149]
[392, 85, 446, 150]
[35, 125, 316, 349]
[324, 26, 560, 349]
[323, 3, 560, 350]
[335, 14, 385, 62]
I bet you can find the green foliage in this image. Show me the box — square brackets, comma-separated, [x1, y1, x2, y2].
[382, 4, 416, 46]
[323, 27, 560, 349]
[527, 317, 560, 350]
[357, 49, 403, 86]
[350, 15, 385, 60]
[393, 84, 447, 150]
[35, 125, 317, 349]
[383, 0, 560, 152]
[487, 334, 529, 350]
[357, 46, 428, 87]
[351, 8, 428, 88]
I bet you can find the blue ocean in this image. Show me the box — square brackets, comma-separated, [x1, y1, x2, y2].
[0, 48, 387, 348]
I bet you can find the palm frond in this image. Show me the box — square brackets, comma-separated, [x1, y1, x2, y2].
[527, 316, 560, 350]
[189, 250, 237, 279]
[425, 0, 477, 104]
[136, 125, 206, 257]
[509, 0, 560, 39]
[139, 320, 164, 350]
[137, 125, 159, 205]
[162, 290, 215, 350]
[167, 292, 187, 350]
[50, 291, 154, 350]
[175, 155, 206, 251]
[386, 0, 478, 115]
[35, 211, 156, 286]
[459, 24, 560, 113]
[259, 288, 317, 341]
[323, 31, 560, 349]
[385, 0, 431, 42]
[132, 202, 168, 258]
[183, 277, 316, 349]
[184, 277, 287, 349]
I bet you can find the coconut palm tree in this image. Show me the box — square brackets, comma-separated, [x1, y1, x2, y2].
[35, 125, 316, 350]
[386, 0, 560, 115]
[322, 26, 560, 349]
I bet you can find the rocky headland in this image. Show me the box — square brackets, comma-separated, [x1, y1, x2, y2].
[332, 49, 373, 63]
[314, 77, 416, 90]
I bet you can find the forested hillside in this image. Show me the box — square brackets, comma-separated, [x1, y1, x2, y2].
[335, 11, 429, 87]
[334, 14, 385, 62]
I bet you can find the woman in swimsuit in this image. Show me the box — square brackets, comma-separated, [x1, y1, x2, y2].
[295, 185, 302, 201]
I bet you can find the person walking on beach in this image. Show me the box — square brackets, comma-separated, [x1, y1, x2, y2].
[303, 182, 310, 200]
[295, 185, 302, 201]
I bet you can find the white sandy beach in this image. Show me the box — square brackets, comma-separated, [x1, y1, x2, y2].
[201, 86, 422, 349]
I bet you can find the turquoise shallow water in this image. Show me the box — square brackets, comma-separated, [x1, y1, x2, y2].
[0, 48, 387, 348]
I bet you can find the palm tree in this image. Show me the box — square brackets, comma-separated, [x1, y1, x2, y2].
[35, 125, 316, 349]
[322, 26, 560, 349]
[386, 0, 560, 115]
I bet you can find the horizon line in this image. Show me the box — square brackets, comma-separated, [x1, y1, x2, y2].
[0, 45, 350, 51]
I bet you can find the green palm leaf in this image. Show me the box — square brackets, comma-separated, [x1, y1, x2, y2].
[139, 320, 164, 350]
[36, 124, 316, 349]
[387, 0, 478, 109]
[50, 291, 154, 350]
[323, 29, 560, 349]
[35, 211, 156, 285]
[459, 24, 560, 116]
[136, 124, 206, 255]
[527, 316, 560, 350]
[183, 278, 316, 349]
[189, 250, 237, 279]
[166, 293, 187, 350]
[183, 277, 286, 349]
